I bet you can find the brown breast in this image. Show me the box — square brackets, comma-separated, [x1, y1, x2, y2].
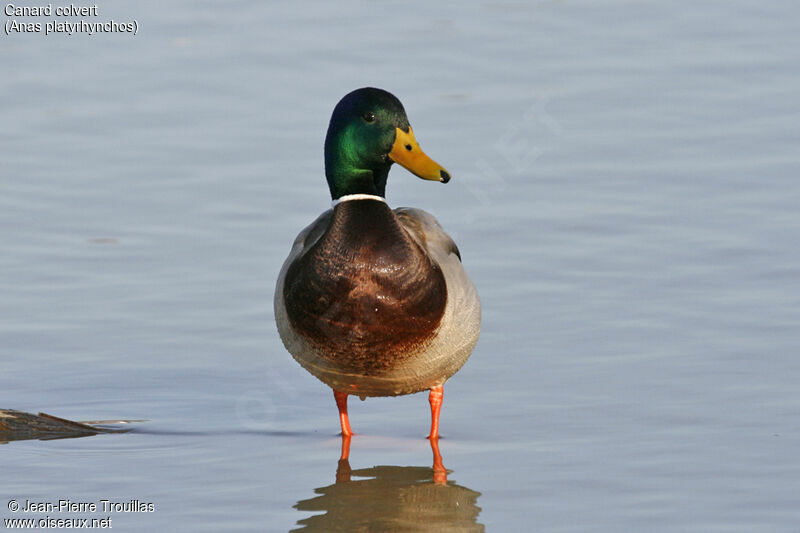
[283, 200, 447, 375]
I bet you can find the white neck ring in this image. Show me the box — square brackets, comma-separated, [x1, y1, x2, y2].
[332, 193, 386, 207]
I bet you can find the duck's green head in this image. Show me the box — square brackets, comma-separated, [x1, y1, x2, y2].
[324, 87, 451, 200]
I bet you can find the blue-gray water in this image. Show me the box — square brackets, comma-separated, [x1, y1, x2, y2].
[2, 1, 799, 531]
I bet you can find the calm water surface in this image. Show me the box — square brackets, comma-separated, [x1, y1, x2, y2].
[2, 1, 799, 531]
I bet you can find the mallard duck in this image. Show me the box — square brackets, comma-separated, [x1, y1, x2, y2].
[275, 88, 480, 439]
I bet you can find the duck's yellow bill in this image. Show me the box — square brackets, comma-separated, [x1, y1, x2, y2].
[389, 127, 451, 183]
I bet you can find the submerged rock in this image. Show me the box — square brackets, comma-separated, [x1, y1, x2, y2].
[0, 409, 128, 443]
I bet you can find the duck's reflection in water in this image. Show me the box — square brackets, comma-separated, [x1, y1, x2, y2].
[293, 436, 484, 532]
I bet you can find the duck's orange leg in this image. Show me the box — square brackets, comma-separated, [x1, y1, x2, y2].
[429, 434, 447, 485]
[333, 390, 353, 437]
[339, 433, 352, 461]
[427, 385, 444, 439]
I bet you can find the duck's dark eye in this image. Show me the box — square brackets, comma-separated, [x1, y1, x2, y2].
[405, 144, 413, 151]
[362, 111, 376, 123]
